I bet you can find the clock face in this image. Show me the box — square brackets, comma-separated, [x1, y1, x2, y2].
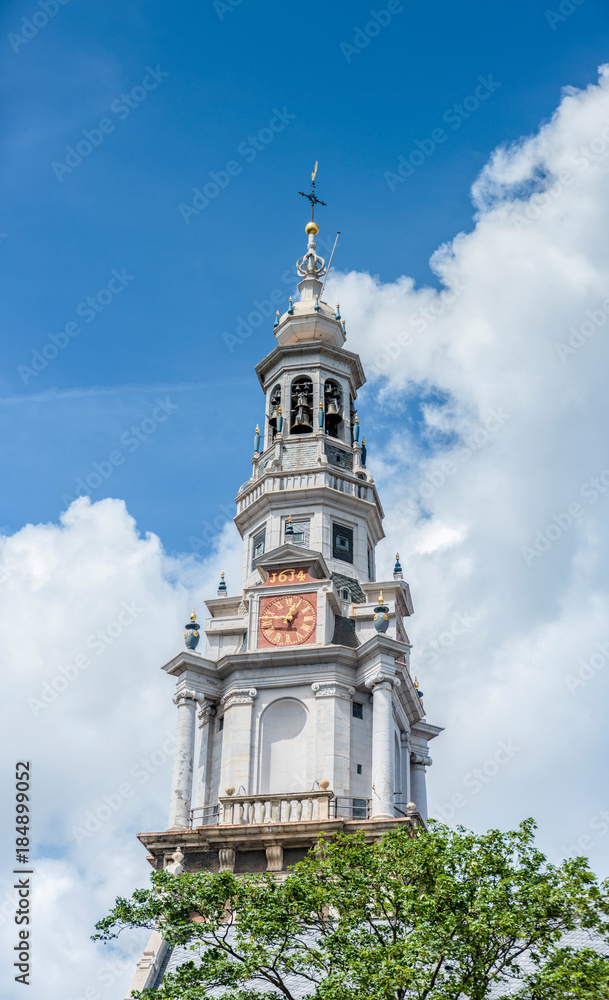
[259, 594, 317, 647]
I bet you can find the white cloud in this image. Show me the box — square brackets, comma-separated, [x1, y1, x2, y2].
[0, 497, 242, 1000]
[4, 64, 609, 1000]
[327, 64, 609, 867]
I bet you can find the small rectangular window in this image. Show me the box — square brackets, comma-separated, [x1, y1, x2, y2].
[352, 702, 363, 720]
[356, 763, 362, 775]
[367, 543, 374, 581]
[333, 523, 354, 563]
[252, 529, 266, 569]
[218, 717, 224, 731]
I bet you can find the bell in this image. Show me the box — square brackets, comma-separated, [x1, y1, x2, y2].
[326, 399, 340, 417]
[296, 392, 309, 408]
[290, 406, 312, 433]
[268, 406, 280, 428]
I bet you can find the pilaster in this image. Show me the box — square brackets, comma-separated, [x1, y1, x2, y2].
[311, 681, 354, 796]
[193, 701, 216, 811]
[219, 688, 258, 795]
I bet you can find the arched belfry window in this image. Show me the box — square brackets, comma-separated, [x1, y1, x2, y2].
[290, 377, 313, 435]
[324, 379, 343, 439]
[268, 384, 282, 439]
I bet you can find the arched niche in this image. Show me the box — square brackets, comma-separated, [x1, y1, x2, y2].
[290, 376, 313, 435]
[324, 378, 343, 439]
[268, 384, 282, 440]
[259, 698, 308, 794]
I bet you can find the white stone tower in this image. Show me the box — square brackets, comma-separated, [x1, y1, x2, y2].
[127, 207, 442, 995]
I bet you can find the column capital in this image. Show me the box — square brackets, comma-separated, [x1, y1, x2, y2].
[221, 687, 258, 709]
[410, 751, 432, 767]
[197, 701, 217, 726]
[365, 671, 400, 691]
[173, 688, 201, 708]
[311, 681, 355, 700]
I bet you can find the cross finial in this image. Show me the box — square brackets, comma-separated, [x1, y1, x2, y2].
[299, 161, 327, 222]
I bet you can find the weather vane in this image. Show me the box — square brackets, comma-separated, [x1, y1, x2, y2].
[299, 161, 327, 222]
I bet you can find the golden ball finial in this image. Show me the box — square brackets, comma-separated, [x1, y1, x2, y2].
[221, 572, 225, 578]
[378, 590, 384, 604]
[396, 552, 400, 560]
[305, 221, 319, 235]
[190, 608, 196, 622]
[414, 676, 419, 689]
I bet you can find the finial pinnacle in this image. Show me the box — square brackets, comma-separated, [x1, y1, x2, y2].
[190, 608, 196, 622]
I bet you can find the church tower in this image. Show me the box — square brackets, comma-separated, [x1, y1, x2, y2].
[126, 199, 442, 995]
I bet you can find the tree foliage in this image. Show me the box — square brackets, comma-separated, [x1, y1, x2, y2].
[94, 819, 609, 999]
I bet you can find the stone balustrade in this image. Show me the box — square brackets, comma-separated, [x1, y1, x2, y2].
[219, 789, 334, 826]
[236, 469, 371, 514]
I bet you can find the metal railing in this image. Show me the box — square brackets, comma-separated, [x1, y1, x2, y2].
[330, 797, 371, 820]
[189, 804, 219, 828]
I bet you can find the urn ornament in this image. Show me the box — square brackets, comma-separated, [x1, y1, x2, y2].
[184, 608, 200, 650]
[373, 591, 390, 633]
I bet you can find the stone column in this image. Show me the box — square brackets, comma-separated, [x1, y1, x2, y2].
[167, 690, 199, 830]
[219, 688, 257, 796]
[193, 702, 216, 814]
[367, 673, 399, 820]
[311, 681, 354, 796]
[410, 751, 432, 822]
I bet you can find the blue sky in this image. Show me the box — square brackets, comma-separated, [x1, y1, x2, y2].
[2, 0, 608, 554]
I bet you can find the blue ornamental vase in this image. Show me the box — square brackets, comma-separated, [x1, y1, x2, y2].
[373, 594, 389, 634]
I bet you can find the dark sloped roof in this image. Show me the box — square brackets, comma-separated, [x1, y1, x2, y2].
[330, 572, 366, 604]
[331, 614, 360, 648]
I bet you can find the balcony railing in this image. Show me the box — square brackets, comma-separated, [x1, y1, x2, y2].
[190, 804, 220, 827]
[219, 790, 334, 825]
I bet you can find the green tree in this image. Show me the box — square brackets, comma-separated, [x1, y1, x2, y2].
[94, 819, 609, 999]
